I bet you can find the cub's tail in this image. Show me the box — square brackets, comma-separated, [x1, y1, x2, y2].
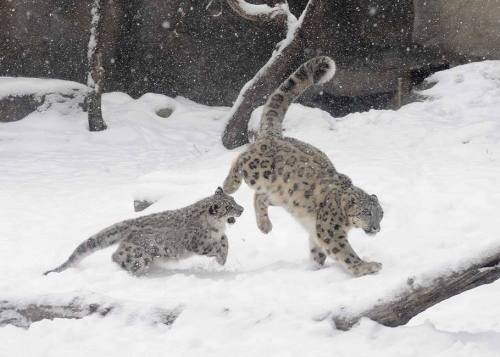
[258, 56, 336, 138]
[43, 221, 130, 275]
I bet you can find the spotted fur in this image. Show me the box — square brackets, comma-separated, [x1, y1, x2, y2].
[44, 188, 244, 276]
[223, 56, 383, 277]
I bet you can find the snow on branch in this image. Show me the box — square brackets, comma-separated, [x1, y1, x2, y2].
[226, 0, 291, 23]
[332, 247, 500, 331]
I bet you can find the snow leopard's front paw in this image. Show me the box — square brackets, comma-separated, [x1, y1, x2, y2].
[351, 261, 382, 277]
[257, 216, 273, 234]
[215, 236, 228, 265]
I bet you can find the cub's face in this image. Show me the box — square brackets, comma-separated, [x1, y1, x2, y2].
[345, 190, 383, 235]
[209, 187, 244, 224]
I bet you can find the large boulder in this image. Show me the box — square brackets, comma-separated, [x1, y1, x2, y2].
[0, 78, 88, 122]
[413, 0, 500, 61]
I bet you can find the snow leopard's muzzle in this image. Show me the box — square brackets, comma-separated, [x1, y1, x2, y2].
[227, 205, 244, 224]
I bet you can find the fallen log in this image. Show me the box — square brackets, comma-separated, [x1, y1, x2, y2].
[0, 297, 180, 329]
[333, 249, 500, 330]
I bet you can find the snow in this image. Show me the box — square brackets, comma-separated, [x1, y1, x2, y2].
[231, 0, 291, 19]
[0, 77, 87, 99]
[1, 61, 500, 356]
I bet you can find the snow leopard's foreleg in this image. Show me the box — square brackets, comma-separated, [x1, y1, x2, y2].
[223, 155, 244, 194]
[316, 208, 382, 277]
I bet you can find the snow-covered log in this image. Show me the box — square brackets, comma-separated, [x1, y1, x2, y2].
[333, 249, 500, 331]
[0, 297, 180, 329]
[222, 0, 330, 149]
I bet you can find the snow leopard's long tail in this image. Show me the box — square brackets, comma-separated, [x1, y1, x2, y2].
[258, 56, 336, 138]
[43, 221, 130, 275]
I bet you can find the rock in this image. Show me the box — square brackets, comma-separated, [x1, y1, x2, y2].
[0, 77, 88, 123]
[156, 107, 173, 118]
[0, 95, 43, 122]
[134, 199, 156, 212]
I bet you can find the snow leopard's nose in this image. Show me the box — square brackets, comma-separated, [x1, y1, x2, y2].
[364, 226, 380, 235]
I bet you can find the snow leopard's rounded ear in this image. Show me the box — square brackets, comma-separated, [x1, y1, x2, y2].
[215, 187, 223, 195]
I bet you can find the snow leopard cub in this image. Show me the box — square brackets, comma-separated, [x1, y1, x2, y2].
[44, 187, 244, 276]
[223, 56, 384, 277]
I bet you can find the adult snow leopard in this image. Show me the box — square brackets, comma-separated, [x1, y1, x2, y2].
[223, 56, 383, 277]
[44, 188, 244, 276]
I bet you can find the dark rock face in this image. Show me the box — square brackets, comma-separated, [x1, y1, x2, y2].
[0, 1, 91, 84]
[118, 1, 285, 104]
[413, 0, 500, 61]
[0, 95, 42, 122]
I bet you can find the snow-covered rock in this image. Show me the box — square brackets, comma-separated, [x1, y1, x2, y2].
[0, 77, 88, 122]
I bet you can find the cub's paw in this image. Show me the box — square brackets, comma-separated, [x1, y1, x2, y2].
[257, 217, 273, 234]
[216, 254, 227, 266]
[352, 261, 382, 277]
[215, 237, 228, 265]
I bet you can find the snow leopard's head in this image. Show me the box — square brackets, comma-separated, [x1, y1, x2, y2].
[209, 187, 244, 224]
[343, 187, 383, 235]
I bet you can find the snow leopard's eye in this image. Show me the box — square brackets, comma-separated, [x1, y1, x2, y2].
[209, 204, 219, 215]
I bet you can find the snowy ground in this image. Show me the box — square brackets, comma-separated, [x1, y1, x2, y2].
[1, 61, 500, 356]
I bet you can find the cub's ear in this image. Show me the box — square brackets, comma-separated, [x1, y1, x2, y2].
[371, 194, 378, 200]
[215, 187, 224, 195]
[209, 204, 219, 215]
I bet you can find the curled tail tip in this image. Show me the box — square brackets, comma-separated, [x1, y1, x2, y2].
[309, 56, 336, 85]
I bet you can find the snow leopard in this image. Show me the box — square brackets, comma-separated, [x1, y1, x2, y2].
[223, 56, 384, 277]
[44, 187, 244, 276]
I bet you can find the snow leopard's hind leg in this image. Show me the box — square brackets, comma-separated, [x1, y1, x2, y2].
[112, 242, 154, 276]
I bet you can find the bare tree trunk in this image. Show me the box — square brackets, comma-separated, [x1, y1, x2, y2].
[333, 249, 500, 331]
[87, 0, 107, 131]
[222, 0, 329, 149]
[1, 297, 180, 329]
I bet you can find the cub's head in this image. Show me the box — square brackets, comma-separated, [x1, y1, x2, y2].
[343, 188, 383, 235]
[208, 187, 244, 224]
